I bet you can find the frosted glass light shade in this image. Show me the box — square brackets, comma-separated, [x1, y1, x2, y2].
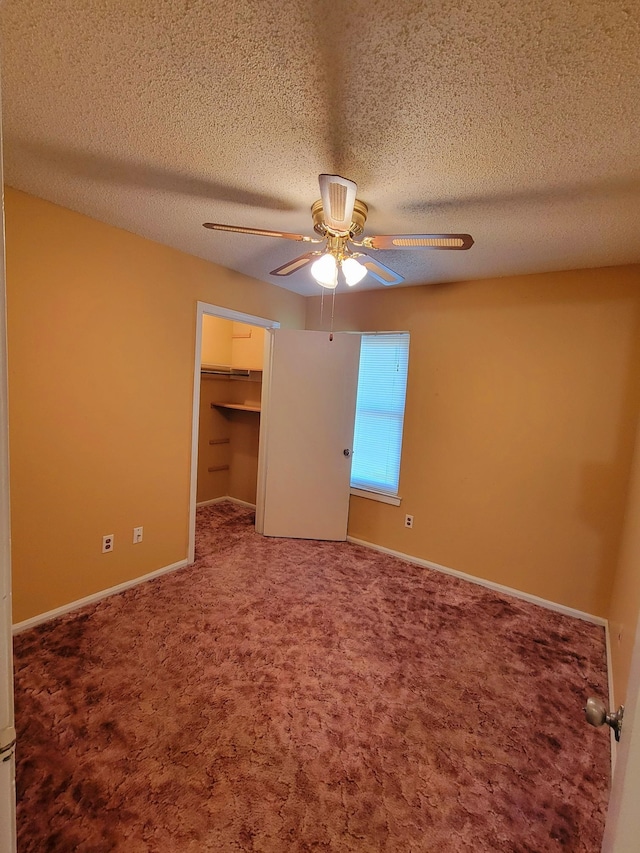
[342, 257, 367, 286]
[311, 253, 338, 288]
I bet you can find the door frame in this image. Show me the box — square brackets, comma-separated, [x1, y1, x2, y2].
[0, 75, 17, 849]
[188, 301, 279, 562]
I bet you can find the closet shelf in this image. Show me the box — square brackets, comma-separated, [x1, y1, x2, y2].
[201, 364, 262, 382]
[211, 402, 261, 413]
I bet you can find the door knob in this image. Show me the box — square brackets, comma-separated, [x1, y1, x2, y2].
[584, 696, 624, 742]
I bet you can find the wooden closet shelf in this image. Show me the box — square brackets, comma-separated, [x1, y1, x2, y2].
[211, 402, 261, 413]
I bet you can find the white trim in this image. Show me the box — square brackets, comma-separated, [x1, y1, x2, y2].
[188, 302, 279, 564]
[11, 559, 189, 635]
[346, 536, 607, 626]
[188, 308, 205, 564]
[350, 488, 401, 507]
[254, 329, 274, 535]
[605, 621, 617, 776]
[199, 305, 280, 328]
[0, 94, 17, 851]
[355, 331, 411, 336]
[196, 496, 256, 510]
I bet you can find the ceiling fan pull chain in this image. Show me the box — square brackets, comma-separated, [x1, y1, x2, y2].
[329, 288, 336, 341]
[320, 287, 325, 329]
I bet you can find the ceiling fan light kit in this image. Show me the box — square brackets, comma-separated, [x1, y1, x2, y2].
[203, 174, 474, 291]
[310, 253, 338, 288]
[341, 256, 368, 286]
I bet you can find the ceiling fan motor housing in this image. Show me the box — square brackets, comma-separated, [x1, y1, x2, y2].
[311, 198, 368, 238]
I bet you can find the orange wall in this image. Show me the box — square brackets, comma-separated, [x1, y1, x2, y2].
[231, 322, 265, 369]
[196, 377, 232, 503]
[201, 315, 233, 365]
[307, 267, 640, 618]
[6, 188, 305, 622]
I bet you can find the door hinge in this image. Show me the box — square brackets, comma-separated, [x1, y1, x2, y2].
[0, 725, 16, 762]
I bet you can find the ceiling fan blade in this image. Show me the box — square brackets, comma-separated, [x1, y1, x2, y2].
[203, 222, 316, 242]
[362, 233, 474, 250]
[357, 253, 405, 286]
[318, 174, 357, 233]
[269, 252, 320, 276]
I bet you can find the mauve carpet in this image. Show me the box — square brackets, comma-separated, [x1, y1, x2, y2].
[13, 501, 610, 852]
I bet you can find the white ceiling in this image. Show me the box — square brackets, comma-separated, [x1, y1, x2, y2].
[1, 0, 639, 296]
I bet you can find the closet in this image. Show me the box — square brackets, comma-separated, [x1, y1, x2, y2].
[196, 317, 264, 505]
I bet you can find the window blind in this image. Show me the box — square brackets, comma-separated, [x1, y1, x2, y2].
[351, 333, 409, 495]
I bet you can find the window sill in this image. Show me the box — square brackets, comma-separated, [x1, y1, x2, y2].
[350, 488, 401, 507]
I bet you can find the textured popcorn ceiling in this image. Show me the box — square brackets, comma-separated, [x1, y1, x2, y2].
[1, 0, 639, 295]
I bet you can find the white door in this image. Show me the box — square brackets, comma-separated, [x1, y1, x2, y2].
[0, 164, 17, 848]
[0, 560, 15, 853]
[256, 329, 360, 540]
[602, 616, 640, 851]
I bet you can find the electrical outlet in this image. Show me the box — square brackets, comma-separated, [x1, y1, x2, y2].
[102, 534, 114, 553]
[405, 514, 414, 529]
[133, 526, 143, 544]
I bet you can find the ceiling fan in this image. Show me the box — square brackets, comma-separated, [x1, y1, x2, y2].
[203, 174, 473, 289]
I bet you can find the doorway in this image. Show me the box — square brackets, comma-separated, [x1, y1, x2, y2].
[188, 302, 279, 563]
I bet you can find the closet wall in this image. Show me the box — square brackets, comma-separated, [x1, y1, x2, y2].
[197, 317, 265, 505]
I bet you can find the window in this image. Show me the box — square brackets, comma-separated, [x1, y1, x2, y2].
[350, 333, 409, 502]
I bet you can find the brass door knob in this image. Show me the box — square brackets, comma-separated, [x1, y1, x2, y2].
[584, 697, 624, 742]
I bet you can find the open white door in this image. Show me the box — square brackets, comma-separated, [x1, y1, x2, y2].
[256, 329, 360, 540]
[0, 112, 17, 849]
[602, 617, 640, 852]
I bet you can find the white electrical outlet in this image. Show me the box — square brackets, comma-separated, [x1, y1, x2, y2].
[133, 526, 143, 544]
[404, 514, 414, 529]
[102, 534, 114, 553]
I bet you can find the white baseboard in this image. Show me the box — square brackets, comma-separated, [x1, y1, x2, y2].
[13, 500, 256, 634]
[346, 536, 608, 627]
[12, 558, 189, 635]
[197, 496, 256, 510]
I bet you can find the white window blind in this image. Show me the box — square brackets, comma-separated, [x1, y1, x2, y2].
[351, 333, 409, 495]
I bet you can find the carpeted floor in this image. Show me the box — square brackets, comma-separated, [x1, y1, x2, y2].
[13, 501, 610, 851]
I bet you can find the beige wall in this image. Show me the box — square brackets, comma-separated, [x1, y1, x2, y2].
[307, 267, 640, 618]
[6, 188, 305, 623]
